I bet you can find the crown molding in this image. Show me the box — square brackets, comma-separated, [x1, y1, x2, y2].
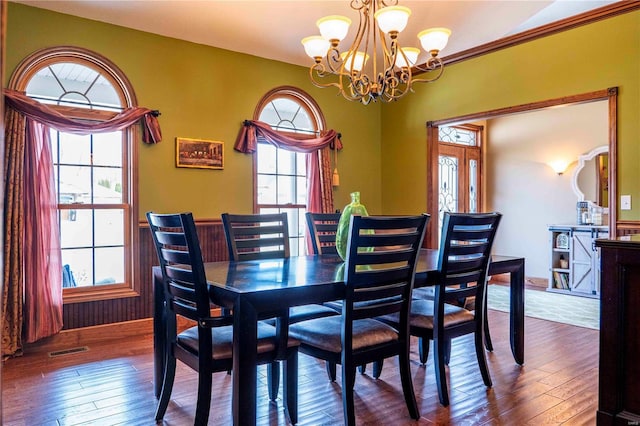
[415, 1, 640, 71]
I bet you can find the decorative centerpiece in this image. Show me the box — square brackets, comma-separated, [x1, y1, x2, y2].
[335, 191, 369, 260]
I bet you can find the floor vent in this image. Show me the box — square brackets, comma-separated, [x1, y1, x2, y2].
[48, 346, 89, 357]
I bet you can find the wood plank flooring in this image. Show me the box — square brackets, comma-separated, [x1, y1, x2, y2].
[3, 309, 599, 425]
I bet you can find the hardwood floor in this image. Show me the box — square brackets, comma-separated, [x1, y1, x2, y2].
[3, 309, 598, 425]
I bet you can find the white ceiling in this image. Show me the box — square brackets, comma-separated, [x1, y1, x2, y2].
[12, 0, 618, 67]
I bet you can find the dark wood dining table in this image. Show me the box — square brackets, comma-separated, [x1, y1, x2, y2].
[152, 249, 525, 426]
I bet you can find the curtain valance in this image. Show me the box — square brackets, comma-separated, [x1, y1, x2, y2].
[4, 89, 162, 144]
[234, 119, 342, 154]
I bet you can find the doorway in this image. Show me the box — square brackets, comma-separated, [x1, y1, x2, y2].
[426, 88, 617, 251]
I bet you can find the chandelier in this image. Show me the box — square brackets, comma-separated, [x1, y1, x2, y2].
[301, 0, 451, 104]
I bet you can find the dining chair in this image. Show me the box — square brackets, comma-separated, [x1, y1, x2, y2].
[289, 214, 429, 426]
[221, 212, 337, 391]
[304, 212, 345, 380]
[306, 212, 341, 256]
[377, 211, 502, 406]
[147, 212, 299, 425]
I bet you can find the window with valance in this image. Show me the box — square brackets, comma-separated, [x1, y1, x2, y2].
[242, 86, 341, 255]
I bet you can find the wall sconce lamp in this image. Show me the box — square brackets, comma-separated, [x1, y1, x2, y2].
[548, 160, 569, 175]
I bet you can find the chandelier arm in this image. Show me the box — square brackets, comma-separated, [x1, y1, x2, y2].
[410, 63, 446, 84]
[309, 64, 345, 91]
[325, 47, 345, 75]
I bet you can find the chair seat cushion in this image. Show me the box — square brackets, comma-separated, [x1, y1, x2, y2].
[323, 300, 343, 312]
[379, 299, 474, 330]
[177, 322, 298, 360]
[289, 316, 398, 353]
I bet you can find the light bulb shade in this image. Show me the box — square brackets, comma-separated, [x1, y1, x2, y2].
[395, 47, 420, 68]
[418, 27, 452, 54]
[374, 6, 411, 34]
[317, 15, 351, 41]
[302, 36, 331, 58]
[340, 51, 369, 72]
[548, 160, 569, 175]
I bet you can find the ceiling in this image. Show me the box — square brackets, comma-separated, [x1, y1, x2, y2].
[13, 0, 618, 67]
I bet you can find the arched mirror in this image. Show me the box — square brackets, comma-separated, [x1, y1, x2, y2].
[572, 145, 609, 208]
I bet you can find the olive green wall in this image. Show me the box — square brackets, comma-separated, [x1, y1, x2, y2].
[6, 3, 382, 220]
[380, 11, 640, 221]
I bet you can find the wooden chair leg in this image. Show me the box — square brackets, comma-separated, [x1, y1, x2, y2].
[418, 337, 429, 365]
[484, 301, 494, 351]
[398, 353, 420, 420]
[194, 365, 213, 426]
[267, 361, 280, 402]
[444, 338, 451, 365]
[326, 361, 337, 382]
[155, 356, 177, 421]
[373, 359, 384, 379]
[475, 326, 493, 388]
[342, 366, 357, 426]
[433, 336, 450, 406]
[283, 351, 298, 424]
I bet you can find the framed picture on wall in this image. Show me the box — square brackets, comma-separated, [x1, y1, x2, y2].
[176, 137, 224, 170]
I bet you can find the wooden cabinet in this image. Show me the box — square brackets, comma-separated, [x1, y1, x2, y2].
[596, 236, 640, 425]
[548, 225, 608, 297]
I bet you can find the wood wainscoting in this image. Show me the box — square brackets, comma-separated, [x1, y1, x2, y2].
[51, 220, 640, 332]
[60, 219, 228, 330]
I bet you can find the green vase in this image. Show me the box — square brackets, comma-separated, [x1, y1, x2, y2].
[336, 191, 369, 260]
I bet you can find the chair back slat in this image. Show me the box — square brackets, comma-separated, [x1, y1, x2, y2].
[222, 212, 290, 260]
[147, 212, 211, 323]
[306, 212, 341, 255]
[343, 214, 429, 328]
[435, 212, 502, 317]
[160, 248, 192, 265]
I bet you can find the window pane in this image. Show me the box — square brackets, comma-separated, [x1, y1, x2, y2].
[93, 167, 123, 204]
[95, 247, 124, 284]
[277, 149, 295, 175]
[93, 132, 122, 167]
[438, 154, 459, 238]
[61, 248, 94, 287]
[257, 144, 277, 174]
[469, 159, 478, 213]
[59, 132, 91, 165]
[296, 177, 306, 205]
[95, 209, 124, 246]
[296, 153, 307, 175]
[60, 209, 93, 248]
[26, 62, 122, 109]
[58, 165, 91, 204]
[439, 126, 477, 146]
[277, 175, 295, 204]
[257, 174, 277, 204]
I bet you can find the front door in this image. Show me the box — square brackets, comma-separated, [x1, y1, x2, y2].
[436, 124, 482, 243]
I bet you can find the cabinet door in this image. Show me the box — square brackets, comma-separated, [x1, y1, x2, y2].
[571, 231, 594, 294]
[592, 230, 608, 295]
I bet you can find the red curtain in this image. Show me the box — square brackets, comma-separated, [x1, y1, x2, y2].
[234, 120, 341, 154]
[4, 89, 162, 143]
[23, 119, 63, 343]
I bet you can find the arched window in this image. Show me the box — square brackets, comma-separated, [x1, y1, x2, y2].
[254, 87, 325, 255]
[10, 47, 140, 302]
